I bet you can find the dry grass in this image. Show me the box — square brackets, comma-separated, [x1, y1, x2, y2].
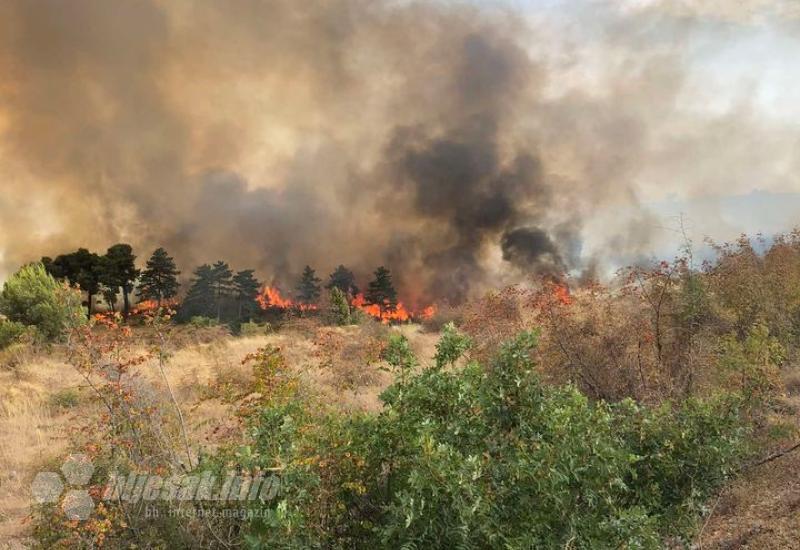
[783, 369, 800, 396]
[697, 367, 800, 549]
[0, 320, 442, 546]
[0, 357, 85, 544]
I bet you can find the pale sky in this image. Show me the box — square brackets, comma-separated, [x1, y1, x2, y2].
[512, 0, 800, 261]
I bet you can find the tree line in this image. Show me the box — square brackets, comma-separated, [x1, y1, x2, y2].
[40, 245, 400, 324]
[42, 245, 180, 318]
[293, 264, 398, 310]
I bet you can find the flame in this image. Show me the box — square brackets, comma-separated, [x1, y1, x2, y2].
[419, 305, 437, 320]
[131, 298, 179, 315]
[257, 286, 318, 311]
[257, 286, 434, 322]
[351, 293, 436, 324]
[552, 283, 572, 305]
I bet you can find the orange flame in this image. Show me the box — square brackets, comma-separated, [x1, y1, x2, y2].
[419, 305, 437, 320]
[351, 293, 436, 324]
[257, 286, 434, 322]
[257, 286, 318, 311]
[131, 298, 179, 315]
[552, 283, 572, 305]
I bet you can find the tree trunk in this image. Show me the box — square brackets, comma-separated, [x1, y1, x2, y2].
[216, 285, 222, 323]
[122, 287, 130, 318]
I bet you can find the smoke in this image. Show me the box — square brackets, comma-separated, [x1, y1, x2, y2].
[0, 0, 797, 303]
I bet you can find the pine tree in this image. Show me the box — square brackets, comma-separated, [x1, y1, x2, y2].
[326, 265, 358, 297]
[366, 266, 397, 313]
[210, 261, 234, 322]
[101, 286, 117, 313]
[233, 269, 261, 321]
[45, 249, 104, 318]
[138, 247, 181, 307]
[296, 265, 322, 305]
[180, 264, 216, 320]
[327, 287, 351, 326]
[102, 244, 140, 317]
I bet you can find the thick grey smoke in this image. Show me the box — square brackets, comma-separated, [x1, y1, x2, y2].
[0, 0, 796, 304]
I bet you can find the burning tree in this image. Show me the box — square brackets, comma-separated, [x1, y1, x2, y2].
[365, 266, 397, 313]
[138, 247, 181, 307]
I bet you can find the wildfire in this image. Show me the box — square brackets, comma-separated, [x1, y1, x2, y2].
[551, 283, 572, 306]
[257, 286, 318, 311]
[257, 286, 436, 323]
[351, 293, 436, 324]
[131, 298, 179, 314]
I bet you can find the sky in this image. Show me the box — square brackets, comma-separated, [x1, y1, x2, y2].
[0, 0, 797, 294]
[523, 0, 800, 262]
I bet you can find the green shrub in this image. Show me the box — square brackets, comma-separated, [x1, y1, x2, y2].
[0, 263, 84, 341]
[381, 332, 418, 377]
[49, 388, 81, 409]
[188, 315, 218, 328]
[326, 287, 352, 326]
[719, 322, 785, 404]
[0, 319, 29, 350]
[231, 330, 748, 548]
[433, 322, 472, 369]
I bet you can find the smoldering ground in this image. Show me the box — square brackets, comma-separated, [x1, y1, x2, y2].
[0, 0, 797, 303]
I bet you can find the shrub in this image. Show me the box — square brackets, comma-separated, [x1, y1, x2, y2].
[718, 322, 785, 405]
[49, 388, 81, 409]
[461, 286, 527, 362]
[0, 319, 29, 350]
[234, 330, 748, 548]
[188, 315, 218, 328]
[0, 262, 84, 341]
[382, 332, 418, 373]
[314, 327, 384, 390]
[433, 322, 472, 369]
[326, 287, 352, 326]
